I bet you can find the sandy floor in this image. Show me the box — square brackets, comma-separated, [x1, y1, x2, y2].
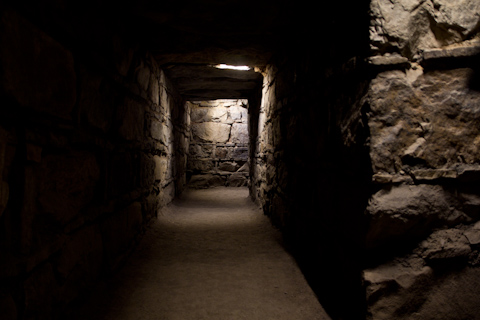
[72, 187, 331, 320]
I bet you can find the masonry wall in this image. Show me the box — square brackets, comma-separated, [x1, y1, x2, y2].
[364, 1, 480, 319]
[188, 100, 249, 188]
[250, 1, 480, 319]
[249, 4, 372, 317]
[0, 5, 187, 319]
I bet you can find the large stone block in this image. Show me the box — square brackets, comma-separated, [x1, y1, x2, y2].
[366, 184, 469, 249]
[0, 10, 76, 119]
[368, 69, 480, 174]
[230, 123, 248, 144]
[191, 122, 231, 143]
[416, 228, 471, 261]
[190, 106, 228, 123]
[228, 105, 248, 123]
[149, 118, 167, 143]
[370, 0, 480, 58]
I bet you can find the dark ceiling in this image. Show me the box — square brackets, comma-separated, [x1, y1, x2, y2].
[13, 0, 360, 101]
[126, 0, 285, 101]
[122, 0, 281, 100]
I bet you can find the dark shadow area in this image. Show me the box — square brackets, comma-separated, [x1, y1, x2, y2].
[469, 52, 480, 91]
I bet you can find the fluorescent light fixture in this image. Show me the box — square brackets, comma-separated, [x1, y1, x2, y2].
[214, 64, 251, 71]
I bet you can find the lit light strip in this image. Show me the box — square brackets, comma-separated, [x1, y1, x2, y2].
[214, 64, 251, 71]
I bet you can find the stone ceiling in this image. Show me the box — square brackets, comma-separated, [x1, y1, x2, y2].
[129, 0, 283, 101]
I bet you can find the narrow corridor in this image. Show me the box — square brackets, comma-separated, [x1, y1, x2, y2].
[71, 187, 330, 320]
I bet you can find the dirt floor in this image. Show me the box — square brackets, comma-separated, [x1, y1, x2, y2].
[72, 187, 331, 320]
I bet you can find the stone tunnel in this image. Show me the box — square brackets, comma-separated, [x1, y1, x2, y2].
[1, 0, 480, 319]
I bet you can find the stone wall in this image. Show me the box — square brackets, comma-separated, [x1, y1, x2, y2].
[0, 5, 187, 319]
[187, 99, 249, 188]
[249, 18, 371, 319]
[249, 1, 480, 319]
[364, 1, 480, 319]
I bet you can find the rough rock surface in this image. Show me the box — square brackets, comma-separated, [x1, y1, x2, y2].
[370, 0, 480, 59]
[188, 100, 249, 188]
[365, 222, 480, 320]
[368, 68, 480, 176]
[365, 1, 480, 318]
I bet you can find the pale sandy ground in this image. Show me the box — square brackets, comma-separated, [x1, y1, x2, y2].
[72, 187, 331, 320]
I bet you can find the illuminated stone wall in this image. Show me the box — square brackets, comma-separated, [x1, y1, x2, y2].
[187, 100, 249, 188]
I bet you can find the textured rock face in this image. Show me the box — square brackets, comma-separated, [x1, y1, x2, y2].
[187, 100, 249, 188]
[365, 1, 480, 319]
[370, 0, 480, 59]
[365, 223, 480, 320]
[369, 68, 480, 175]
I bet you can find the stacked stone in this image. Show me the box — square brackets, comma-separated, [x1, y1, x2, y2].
[365, 1, 480, 319]
[187, 100, 249, 188]
[0, 8, 188, 319]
